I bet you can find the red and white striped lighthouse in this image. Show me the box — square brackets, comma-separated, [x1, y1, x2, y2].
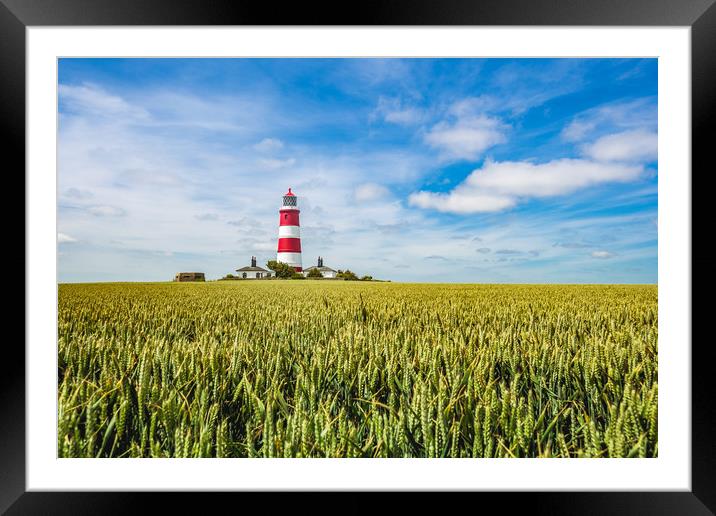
[276, 187, 302, 271]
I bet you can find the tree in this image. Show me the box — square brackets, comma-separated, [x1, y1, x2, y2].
[291, 272, 306, 280]
[266, 260, 295, 279]
[338, 269, 359, 281]
[306, 268, 324, 278]
[360, 275, 373, 281]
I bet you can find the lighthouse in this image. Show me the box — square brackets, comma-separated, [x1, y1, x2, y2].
[276, 187, 303, 271]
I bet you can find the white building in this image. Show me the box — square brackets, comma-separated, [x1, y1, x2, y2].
[302, 256, 338, 278]
[236, 256, 273, 279]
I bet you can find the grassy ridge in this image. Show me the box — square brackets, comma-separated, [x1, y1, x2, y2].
[58, 281, 657, 458]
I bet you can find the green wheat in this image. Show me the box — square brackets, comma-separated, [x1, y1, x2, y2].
[57, 282, 658, 458]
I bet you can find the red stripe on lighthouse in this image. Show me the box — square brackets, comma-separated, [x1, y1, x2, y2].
[279, 210, 300, 226]
[277, 238, 302, 252]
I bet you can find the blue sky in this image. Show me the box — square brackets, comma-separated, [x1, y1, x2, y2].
[57, 58, 657, 283]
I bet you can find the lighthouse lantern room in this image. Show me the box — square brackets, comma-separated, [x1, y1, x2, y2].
[276, 187, 303, 271]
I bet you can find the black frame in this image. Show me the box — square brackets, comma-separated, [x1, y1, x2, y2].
[4, 0, 714, 513]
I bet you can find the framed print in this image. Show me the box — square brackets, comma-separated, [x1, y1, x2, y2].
[5, 0, 715, 512]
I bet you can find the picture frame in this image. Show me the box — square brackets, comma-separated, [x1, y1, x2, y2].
[6, 0, 714, 512]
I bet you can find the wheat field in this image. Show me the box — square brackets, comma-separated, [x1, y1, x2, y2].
[57, 281, 657, 458]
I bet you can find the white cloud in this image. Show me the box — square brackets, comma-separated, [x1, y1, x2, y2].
[425, 115, 507, 161]
[253, 138, 284, 153]
[58, 233, 77, 243]
[373, 97, 424, 126]
[258, 157, 296, 170]
[591, 250, 615, 259]
[228, 217, 262, 227]
[409, 190, 515, 214]
[87, 205, 126, 217]
[64, 187, 93, 199]
[354, 183, 389, 202]
[465, 158, 643, 197]
[386, 108, 423, 125]
[59, 83, 149, 121]
[423, 97, 508, 162]
[561, 121, 595, 142]
[60, 82, 277, 137]
[410, 158, 643, 214]
[343, 59, 414, 88]
[581, 129, 657, 163]
[448, 96, 497, 117]
[249, 241, 275, 252]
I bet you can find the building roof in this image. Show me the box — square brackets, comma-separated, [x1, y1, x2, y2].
[304, 265, 337, 273]
[236, 266, 269, 272]
[284, 187, 295, 196]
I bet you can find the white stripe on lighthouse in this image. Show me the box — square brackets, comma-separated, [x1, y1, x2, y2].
[277, 252, 302, 266]
[278, 225, 301, 238]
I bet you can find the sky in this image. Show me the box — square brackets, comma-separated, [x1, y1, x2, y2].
[57, 58, 657, 283]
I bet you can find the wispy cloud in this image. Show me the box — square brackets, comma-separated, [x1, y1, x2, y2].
[591, 250, 616, 259]
[253, 138, 284, 153]
[64, 187, 93, 199]
[58, 233, 77, 243]
[553, 241, 590, 249]
[87, 205, 126, 217]
[59, 83, 149, 121]
[489, 60, 587, 115]
[228, 217, 262, 227]
[373, 96, 424, 125]
[258, 157, 296, 170]
[354, 183, 390, 202]
[561, 97, 657, 142]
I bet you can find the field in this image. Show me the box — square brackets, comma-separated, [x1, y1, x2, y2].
[58, 281, 657, 458]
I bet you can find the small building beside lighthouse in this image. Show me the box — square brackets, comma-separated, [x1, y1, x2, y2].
[276, 188, 303, 271]
[303, 256, 338, 278]
[236, 256, 272, 279]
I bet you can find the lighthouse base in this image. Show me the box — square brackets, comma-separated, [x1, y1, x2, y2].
[277, 252, 302, 272]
